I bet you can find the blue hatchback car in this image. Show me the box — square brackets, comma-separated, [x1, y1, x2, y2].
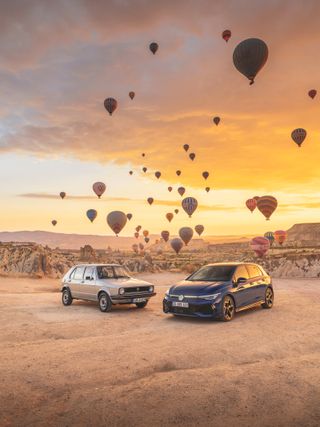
[163, 262, 274, 321]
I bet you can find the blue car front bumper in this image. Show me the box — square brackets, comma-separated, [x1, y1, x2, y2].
[163, 296, 223, 318]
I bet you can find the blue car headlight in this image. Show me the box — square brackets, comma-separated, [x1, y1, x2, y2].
[164, 289, 170, 299]
[202, 293, 221, 301]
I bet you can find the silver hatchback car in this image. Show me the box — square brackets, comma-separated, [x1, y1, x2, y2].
[61, 264, 156, 312]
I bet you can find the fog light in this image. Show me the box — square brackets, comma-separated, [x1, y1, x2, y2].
[149, 285, 154, 292]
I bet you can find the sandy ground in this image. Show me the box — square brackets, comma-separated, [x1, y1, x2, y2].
[0, 273, 319, 427]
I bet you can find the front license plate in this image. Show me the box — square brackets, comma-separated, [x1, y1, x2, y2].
[133, 298, 147, 303]
[172, 302, 189, 308]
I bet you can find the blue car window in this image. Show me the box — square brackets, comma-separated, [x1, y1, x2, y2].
[234, 265, 249, 281]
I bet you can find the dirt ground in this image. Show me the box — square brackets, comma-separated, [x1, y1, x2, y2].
[0, 273, 319, 427]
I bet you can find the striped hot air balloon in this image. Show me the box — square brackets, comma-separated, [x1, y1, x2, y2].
[182, 197, 198, 218]
[274, 230, 287, 246]
[250, 236, 270, 257]
[246, 198, 257, 213]
[257, 196, 278, 220]
[179, 227, 194, 246]
[233, 38, 268, 85]
[264, 231, 275, 247]
[291, 128, 307, 147]
[104, 97, 117, 115]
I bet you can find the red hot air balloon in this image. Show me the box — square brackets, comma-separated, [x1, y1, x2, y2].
[233, 38, 268, 85]
[183, 144, 189, 152]
[274, 230, 287, 246]
[166, 213, 174, 222]
[246, 198, 257, 213]
[59, 192, 66, 199]
[202, 171, 209, 180]
[93, 182, 106, 198]
[176, 170, 181, 176]
[195, 224, 204, 236]
[129, 91, 135, 100]
[291, 128, 307, 147]
[205, 187, 210, 193]
[51, 220, 57, 226]
[178, 187, 185, 197]
[155, 171, 161, 179]
[161, 230, 170, 242]
[149, 42, 158, 55]
[189, 153, 195, 161]
[222, 29, 231, 42]
[170, 238, 183, 254]
[182, 197, 198, 217]
[250, 236, 270, 257]
[213, 117, 220, 126]
[104, 97, 117, 115]
[168, 186, 173, 192]
[106, 211, 127, 236]
[174, 209, 179, 214]
[147, 197, 154, 205]
[134, 232, 139, 239]
[179, 227, 193, 246]
[126, 213, 133, 221]
[308, 89, 317, 99]
[257, 196, 278, 220]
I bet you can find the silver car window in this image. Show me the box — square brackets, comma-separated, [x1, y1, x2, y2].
[97, 266, 114, 279]
[84, 266, 95, 280]
[73, 267, 85, 280]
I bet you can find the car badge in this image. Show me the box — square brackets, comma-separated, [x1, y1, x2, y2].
[178, 295, 184, 301]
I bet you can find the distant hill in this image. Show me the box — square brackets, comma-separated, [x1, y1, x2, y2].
[287, 223, 320, 242]
[0, 230, 252, 250]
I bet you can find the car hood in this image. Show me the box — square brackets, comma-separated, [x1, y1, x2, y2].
[100, 277, 152, 288]
[170, 280, 226, 295]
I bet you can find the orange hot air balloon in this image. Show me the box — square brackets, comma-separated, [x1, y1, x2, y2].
[291, 128, 307, 147]
[308, 89, 317, 99]
[257, 196, 278, 220]
[106, 211, 127, 236]
[126, 213, 132, 221]
[129, 91, 135, 100]
[170, 238, 183, 254]
[213, 117, 220, 126]
[147, 197, 154, 205]
[222, 29, 231, 42]
[59, 192, 66, 199]
[142, 167, 147, 173]
[161, 230, 170, 242]
[149, 42, 158, 55]
[202, 171, 209, 180]
[205, 187, 210, 193]
[155, 171, 161, 179]
[176, 170, 181, 176]
[179, 227, 193, 246]
[51, 220, 57, 226]
[134, 232, 139, 239]
[274, 230, 287, 246]
[143, 230, 149, 238]
[250, 236, 270, 257]
[93, 182, 106, 198]
[183, 144, 189, 152]
[178, 187, 185, 197]
[233, 38, 268, 85]
[246, 198, 257, 213]
[189, 152, 195, 161]
[174, 209, 179, 214]
[168, 186, 173, 192]
[104, 97, 117, 115]
[166, 213, 174, 222]
[195, 224, 204, 236]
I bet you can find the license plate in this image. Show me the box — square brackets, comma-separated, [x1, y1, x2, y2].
[133, 298, 147, 303]
[172, 302, 189, 308]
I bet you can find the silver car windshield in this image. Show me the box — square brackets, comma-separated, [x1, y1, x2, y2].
[97, 266, 130, 279]
[113, 266, 130, 278]
[187, 265, 235, 282]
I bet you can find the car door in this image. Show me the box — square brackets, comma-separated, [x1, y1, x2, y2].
[68, 266, 85, 298]
[232, 265, 252, 308]
[246, 264, 265, 302]
[82, 266, 97, 301]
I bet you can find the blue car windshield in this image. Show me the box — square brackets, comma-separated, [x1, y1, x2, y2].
[187, 265, 235, 282]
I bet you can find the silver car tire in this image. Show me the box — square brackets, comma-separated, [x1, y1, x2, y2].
[99, 292, 112, 313]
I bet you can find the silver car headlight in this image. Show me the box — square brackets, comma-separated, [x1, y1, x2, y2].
[202, 293, 221, 301]
[119, 288, 125, 295]
[149, 285, 154, 292]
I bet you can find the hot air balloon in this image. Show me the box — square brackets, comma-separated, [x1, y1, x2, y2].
[308, 89, 317, 99]
[132, 244, 139, 254]
[291, 128, 307, 147]
[176, 170, 181, 176]
[213, 117, 220, 126]
[233, 38, 268, 85]
[182, 197, 198, 218]
[264, 231, 275, 247]
[143, 230, 149, 238]
[161, 230, 170, 242]
[127, 213, 133, 221]
[246, 198, 257, 213]
[179, 227, 194, 245]
[139, 243, 144, 251]
[136, 225, 141, 232]
[147, 197, 154, 205]
[134, 232, 139, 239]
[106, 211, 127, 236]
[250, 236, 270, 257]
[257, 196, 278, 220]
[129, 91, 135, 100]
[253, 196, 260, 202]
[155, 171, 161, 179]
[142, 167, 147, 173]
[205, 187, 210, 193]
[149, 42, 158, 55]
[168, 186, 173, 192]
[59, 192, 66, 199]
[93, 182, 106, 198]
[142, 153, 145, 157]
[174, 209, 179, 214]
[144, 237, 150, 244]
[274, 230, 287, 246]
[170, 238, 183, 254]
[178, 187, 185, 197]
[183, 144, 189, 152]
[104, 97, 117, 115]
[86, 209, 97, 223]
[222, 29, 231, 42]
[202, 171, 209, 180]
[51, 220, 57, 226]
[166, 213, 174, 222]
[195, 225, 204, 236]
[129, 171, 133, 175]
[189, 153, 195, 161]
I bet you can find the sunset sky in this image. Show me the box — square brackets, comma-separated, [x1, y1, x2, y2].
[1, 0, 320, 237]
